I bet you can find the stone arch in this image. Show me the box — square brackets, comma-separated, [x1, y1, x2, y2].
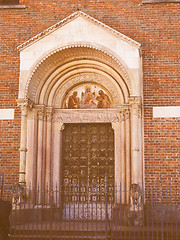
[25, 44, 132, 106]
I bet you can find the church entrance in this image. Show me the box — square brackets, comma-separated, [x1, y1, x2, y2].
[61, 123, 114, 219]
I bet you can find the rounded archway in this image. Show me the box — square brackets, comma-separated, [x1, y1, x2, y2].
[17, 12, 143, 204]
[25, 45, 131, 106]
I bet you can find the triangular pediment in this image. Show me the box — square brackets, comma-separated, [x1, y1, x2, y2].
[18, 11, 140, 51]
[18, 11, 142, 101]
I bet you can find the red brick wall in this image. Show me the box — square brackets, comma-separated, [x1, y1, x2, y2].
[0, 0, 179, 185]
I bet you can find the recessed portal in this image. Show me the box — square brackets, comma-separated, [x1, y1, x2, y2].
[62, 123, 114, 219]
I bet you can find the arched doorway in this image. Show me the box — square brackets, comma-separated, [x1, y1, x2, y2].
[17, 12, 143, 206]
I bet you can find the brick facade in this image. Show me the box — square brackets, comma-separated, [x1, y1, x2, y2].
[0, 0, 179, 186]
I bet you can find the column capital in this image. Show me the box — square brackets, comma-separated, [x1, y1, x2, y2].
[17, 99, 33, 116]
[128, 96, 142, 106]
[36, 105, 45, 120]
[124, 108, 130, 120]
[46, 107, 53, 122]
[119, 110, 125, 121]
[129, 96, 142, 118]
[117, 106, 130, 121]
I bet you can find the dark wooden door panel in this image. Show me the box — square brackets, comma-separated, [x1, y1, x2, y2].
[62, 123, 114, 203]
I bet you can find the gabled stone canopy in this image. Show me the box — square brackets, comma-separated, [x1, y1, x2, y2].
[17, 11, 142, 106]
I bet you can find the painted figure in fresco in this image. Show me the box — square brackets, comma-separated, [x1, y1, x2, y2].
[96, 90, 111, 108]
[81, 87, 96, 108]
[68, 91, 80, 109]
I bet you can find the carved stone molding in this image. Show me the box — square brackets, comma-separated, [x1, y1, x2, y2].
[17, 11, 140, 51]
[25, 45, 131, 103]
[53, 109, 120, 124]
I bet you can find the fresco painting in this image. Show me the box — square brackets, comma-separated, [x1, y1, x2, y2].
[64, 84, 112, 109]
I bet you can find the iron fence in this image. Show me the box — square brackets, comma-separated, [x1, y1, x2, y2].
[0, 180, 180, 240]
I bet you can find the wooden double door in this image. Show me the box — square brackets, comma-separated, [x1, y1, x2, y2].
[62, 123, 114, 204]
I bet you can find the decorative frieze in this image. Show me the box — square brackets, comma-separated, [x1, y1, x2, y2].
[53, 109, 121, 124]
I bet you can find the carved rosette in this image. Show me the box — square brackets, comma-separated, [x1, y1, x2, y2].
[129, 97, 142, 118]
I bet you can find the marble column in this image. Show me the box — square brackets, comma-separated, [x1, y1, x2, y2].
[112, 121, 121, 203]
[129, 97, 142, 185]
[45, 107, 53, 188]
[138, 114, 143, 186]
[120, 110, 126, 204]
[26, 108, 36, 188]
[53, 122, 64, 206]
[17, 99, 32, 185]
[125, 108, 131, 203]
[36, 106, 45, 203]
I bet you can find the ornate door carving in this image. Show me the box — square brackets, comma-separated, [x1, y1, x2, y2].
[62, 123, 114, 204]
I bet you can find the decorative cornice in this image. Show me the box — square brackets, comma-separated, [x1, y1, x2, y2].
[17, 11, 141, 51]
